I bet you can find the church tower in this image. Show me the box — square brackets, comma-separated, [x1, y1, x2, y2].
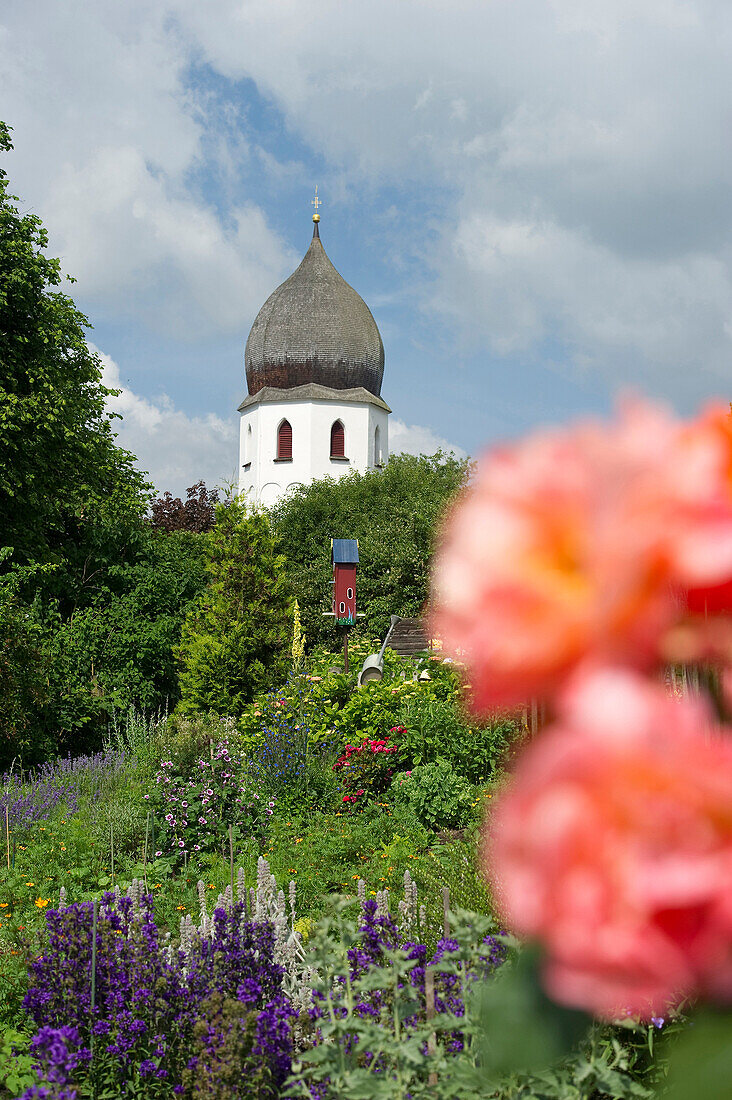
[238, 200, 390, 506]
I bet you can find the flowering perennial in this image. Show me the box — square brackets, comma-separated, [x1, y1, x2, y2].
[151, 739, 273, 861]
[20, 888, 295, 1098]
[333, 734, 398, 805]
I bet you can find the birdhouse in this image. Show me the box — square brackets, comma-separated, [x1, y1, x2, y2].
[331, 538, 359, 625]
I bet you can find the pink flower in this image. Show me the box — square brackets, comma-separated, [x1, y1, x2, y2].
[431, 401, 732, 711]
[487, 667, 732, 1019]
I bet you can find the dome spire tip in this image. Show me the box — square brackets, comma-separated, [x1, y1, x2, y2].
[311, 185, 322, 235]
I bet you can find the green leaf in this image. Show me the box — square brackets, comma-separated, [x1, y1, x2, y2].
[664, 1010, 732, 1100]
[471, 945, 590, 1085]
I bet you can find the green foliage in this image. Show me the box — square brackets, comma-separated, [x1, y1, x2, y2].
[270, 452, 468, 646]
[0, 120, 149, 571]
[289, 905, 657, 1100]
[0, 1026, 35, 1096]
[663, 1009, 732, 1100]
[0, 558, 51, 766]
[180, 994, 275, 1099]
[391, 761, 473, 830]
[395, 691, 517, 783]
[410, 839, 494, 924]
[0, 121, 213, 760]
[177, 501, 292, 716]
[150, 736, 273, 864]
[333, 734, 399, 806]
[42, 529, 208, 746]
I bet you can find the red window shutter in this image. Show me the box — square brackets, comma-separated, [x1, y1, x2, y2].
[277, 420, 292, 459]
[330, 420, 345, 457]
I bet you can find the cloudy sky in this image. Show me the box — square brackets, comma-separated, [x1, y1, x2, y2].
[3, 1, 731, 494]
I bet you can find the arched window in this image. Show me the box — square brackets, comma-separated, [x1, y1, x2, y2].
[374, 425, 381, 466]
[330, 419, 345, 458]
[277, 419, 292, 460]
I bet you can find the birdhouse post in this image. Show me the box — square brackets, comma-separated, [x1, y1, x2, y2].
[331, 538, 359, 673]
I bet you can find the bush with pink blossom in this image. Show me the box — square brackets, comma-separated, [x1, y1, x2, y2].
[150, 740, 274, 862]
[332, 732, 399, 808]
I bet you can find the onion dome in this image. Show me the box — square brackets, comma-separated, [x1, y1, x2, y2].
[245, 218, 384, 397]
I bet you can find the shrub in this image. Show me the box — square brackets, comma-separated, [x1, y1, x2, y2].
[288, 897, 507, 1098]
[270, 452, 469, 647]
[149, 738, 273, 863]
[177, 501, 292, 716]
[333, 734, 399, 808]
[391, 761, 473, 830]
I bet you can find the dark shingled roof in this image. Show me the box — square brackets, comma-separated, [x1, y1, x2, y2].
[238, 382, 391, 413]
[245, 224, 385, 397]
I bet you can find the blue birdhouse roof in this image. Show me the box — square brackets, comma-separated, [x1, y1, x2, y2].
[331, 538, 359, 565]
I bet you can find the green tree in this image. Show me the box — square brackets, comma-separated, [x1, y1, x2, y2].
[177, 500, 292, 715]
[42, 529, 210, 749]
[0, 554, 52, 765]
[0, 120, 148, 571]
[269, 452, 469, 647]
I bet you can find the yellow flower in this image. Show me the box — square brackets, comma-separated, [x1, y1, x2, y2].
[25, 882, 34, 887]
[35, 899, 50, 908]
[176, 905, 186, 911]
[0, 903, 8, 908]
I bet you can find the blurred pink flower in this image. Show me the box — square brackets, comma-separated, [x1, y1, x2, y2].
[487, 667, 732, 1019]
[674, 405, 732, 615]
[432, 400, 732, 711]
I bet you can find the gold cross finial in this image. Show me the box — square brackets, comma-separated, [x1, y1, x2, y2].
[311, 185, 322, 222]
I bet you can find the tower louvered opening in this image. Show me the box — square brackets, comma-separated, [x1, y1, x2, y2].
[277, 419, 292, 460]
[330, 419, 345, 458]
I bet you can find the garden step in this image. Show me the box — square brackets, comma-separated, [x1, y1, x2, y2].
[386, 617, 429, 657]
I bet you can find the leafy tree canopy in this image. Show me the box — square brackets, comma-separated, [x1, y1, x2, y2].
[269, 451, 469, 647]
[0, 120, 148, 571]
[43, 529, 210, 753]
[150, 481, 220, 534]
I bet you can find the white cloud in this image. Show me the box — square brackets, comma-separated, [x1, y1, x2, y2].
[433, 212, 732, 401]
[390, 419, 467, 460]
[179, 0, 732, 401]
[1, 3, 296, 337]
[96, 346, 238, 495]
[4, 0, 732, 406]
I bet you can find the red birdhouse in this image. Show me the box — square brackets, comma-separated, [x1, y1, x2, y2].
[331, 538, 359, 625]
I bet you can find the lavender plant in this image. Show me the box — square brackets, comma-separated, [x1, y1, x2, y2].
[0, 749, 126, 829]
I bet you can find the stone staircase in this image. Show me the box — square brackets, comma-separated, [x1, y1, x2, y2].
[386, 616, 429, 657]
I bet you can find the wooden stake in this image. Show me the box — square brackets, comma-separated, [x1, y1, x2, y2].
[229, 824, 234, 901]
[425, 967, 438, 1087]
[90, 897, 98, 1062]
[343, 631, 349, 675]
[143, 812, 150, 892]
